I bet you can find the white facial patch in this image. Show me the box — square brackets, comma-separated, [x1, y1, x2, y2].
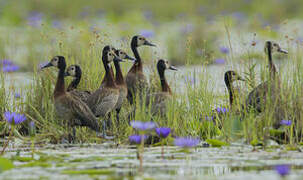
[137, 36, 145, 46]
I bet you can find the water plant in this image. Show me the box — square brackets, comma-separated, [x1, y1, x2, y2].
[275, 164, 290, 177]
[174, 137, 200, 149]
[155, 127, 171, 159]
[1, 112, 27, 155]
[130, 121, 156, 171]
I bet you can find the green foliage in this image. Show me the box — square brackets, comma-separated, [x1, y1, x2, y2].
[206, 139, 228, 147]
[0, 157, 14, 172]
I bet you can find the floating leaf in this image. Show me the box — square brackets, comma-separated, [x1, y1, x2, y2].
[206, 139, 227, 147]
[0, 157, 14, 172]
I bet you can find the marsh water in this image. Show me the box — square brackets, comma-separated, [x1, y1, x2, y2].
[1, 142, 303, 179]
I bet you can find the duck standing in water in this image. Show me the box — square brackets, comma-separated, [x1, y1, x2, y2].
[146, 59, 177, 117]
[113, 49, 135, 123]
[211, 71, 245, 128]
[245, 41, 288, 113]
[65, 65, 91, 102]
[86, 49, 122, 138]
[41, 56, 101, 141]
[126, 35, 156, 106]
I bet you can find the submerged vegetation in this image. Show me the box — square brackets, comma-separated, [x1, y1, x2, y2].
[1, 0, 303, 179]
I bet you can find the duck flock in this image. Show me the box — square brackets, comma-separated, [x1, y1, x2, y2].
[40, 35, 289, 141]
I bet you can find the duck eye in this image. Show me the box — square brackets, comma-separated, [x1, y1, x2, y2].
[109, 53, 112, 56]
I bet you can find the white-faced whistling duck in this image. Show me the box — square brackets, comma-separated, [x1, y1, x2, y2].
[211, 71, 245, 128]
[245, 41, 288, 113]
[65, 65, 91, 102]
[100, 45, 116, 89]
[146, 59, 177, 116]
[126, 35, 156, 105]
[41, 56, 101, 140]
[224, 71, 245, 108]
[113, 49, 135, 123]
[86, 48, 122, 137]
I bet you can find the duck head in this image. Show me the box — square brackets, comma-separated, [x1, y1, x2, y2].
[264, 41, 288, 54]
[115, 49, 135, 61]
[157, 59, 178, 72]
[131, 35, 156, 47]
[103, 50, 123, 66]
[103, 45, 116, 54]
[64, 65, 81, 78]
[41, 56, 66, 70]
[224, 71, 245, 83]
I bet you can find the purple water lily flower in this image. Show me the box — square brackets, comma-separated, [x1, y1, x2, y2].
[219, 46, 229, 54]
[174, 137, 200, 148]
[14, 93, 21, 99]
[214, 58, 225, 64]
[216, 107, 229, 114]
[27, 12, 43, 27]
[0, 59, 13, 66]
[129, 134, 148, 144]
[155, 127, 171, 138]
[2, 65, 20, 72]
[130, 121, 156, 131]
[139, 30, 155, 38]
[4, 111, 27, 125]
[275, 164, 290, 177]
[280, 120, 292, 126]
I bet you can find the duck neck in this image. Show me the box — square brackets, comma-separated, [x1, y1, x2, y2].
[224, 77, 234, 107]
[103, 61, 116, 88]
[130, 42, 143, 72]
[114, 60, 124, 85]
[67, 75, 81, 91]
[158, 69, 171, 94]
[267, 45, 276, 78]
[54, 64, 66, 97]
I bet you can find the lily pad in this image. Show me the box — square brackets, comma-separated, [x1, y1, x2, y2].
[0, 157, 14, 172]
[206, 139, 227, 147]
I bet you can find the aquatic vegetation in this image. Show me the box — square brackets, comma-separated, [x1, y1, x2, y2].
[2, 112, 27, 155]
[219, 46, 229, 54]
[0, 158, 14, 172]
[155, 127, 171, 138]
[174, 137, 200, 148]
[4, 111, 27, 125]
[280, 120, 292, 126]
[156, 127, 171, 158]
[14, 92, 21, 99]
[275, 164, 290, 177]
[214, 58, 225, 64]
[129, 134, 148, 144]
[130, 121, 156, 131]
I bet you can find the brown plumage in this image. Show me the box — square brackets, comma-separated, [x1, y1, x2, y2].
[146, 59, 177, 116]
[112, 49, 135, 122]
[65, 65, 91, 102]
[245, 41, 288, 113]
[41, 56, 101, 136]
[86, 49, 121, 117]
[126, 35, 156, 105]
